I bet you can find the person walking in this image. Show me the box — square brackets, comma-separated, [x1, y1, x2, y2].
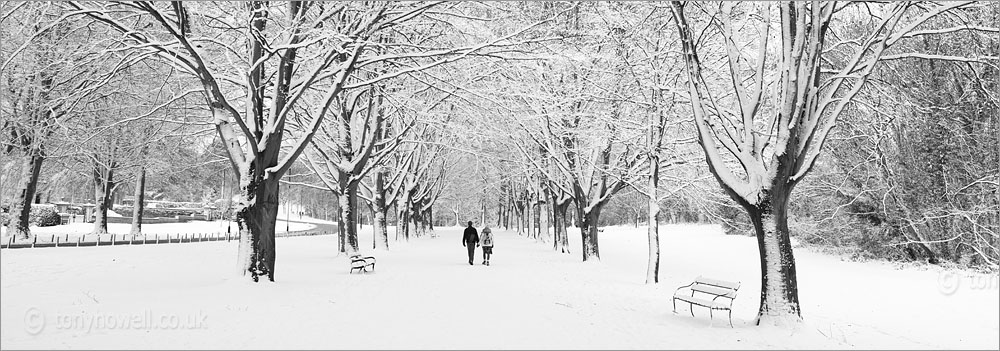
[462, 221, 479, 265]
[480, 226, 494, 265]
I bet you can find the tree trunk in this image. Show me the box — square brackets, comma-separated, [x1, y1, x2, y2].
[338, 174, 360, 253]
[7, 152, 44, 239]
[427, 206, 434, 233]
[578, 204, 602, 261]
[91, 165, 113, 235]
[235, 175, 280, 282]
[410, 206, 420, 237]
[646, 155, 660, 284]
[413, 207, 421, 236]
[373, 171, 389, 250]
[539, 200, 549, 243]
[129, 167, 146, 236]
[552, 199, 571, 254]
[745, 188, 801, 325]
[515, 203, 524, 236]
[481, 202, 486, 227]
[402, 201, 411, 241]
[527, 200, 535, 239]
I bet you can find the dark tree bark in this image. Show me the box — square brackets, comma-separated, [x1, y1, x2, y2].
[91, 163, 114, 235]
[337, 172, 360, 252]
[577, 203, 603, 261]
[236, 175, 280, 282]
[129, 167, 146, 236]
[7, 152, 44, 239]
[552, 197, 572, 254]
[373, 170, 389, 250]
[740, 181, 800, 321]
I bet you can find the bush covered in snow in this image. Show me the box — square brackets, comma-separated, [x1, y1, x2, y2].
[30, 206, 61, 227]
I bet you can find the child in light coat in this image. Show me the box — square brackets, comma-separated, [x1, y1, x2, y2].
[480, 226, 494, 265]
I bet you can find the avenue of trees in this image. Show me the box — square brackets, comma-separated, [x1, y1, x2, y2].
[2, 1, 996, 325]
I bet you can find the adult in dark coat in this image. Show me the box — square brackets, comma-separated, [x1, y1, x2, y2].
[462, 221, 479, 265]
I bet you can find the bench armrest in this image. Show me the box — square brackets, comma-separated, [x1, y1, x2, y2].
[673, 282, 695, 296]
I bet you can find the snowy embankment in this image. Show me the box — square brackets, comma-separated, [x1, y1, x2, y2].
[0, 220, 318, 244]
[1, 224, 996, 349]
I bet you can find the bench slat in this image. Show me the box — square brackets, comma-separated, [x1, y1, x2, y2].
[695, 276, 740, 290]
[672, 294, 731, 310]
[691, 283, 736, 298]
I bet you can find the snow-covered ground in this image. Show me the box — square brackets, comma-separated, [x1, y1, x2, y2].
[1, 224, 997, 349]
[1, 220, 317, 242]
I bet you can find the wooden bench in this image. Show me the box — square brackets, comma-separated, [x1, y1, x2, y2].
[672, 276, 740, 327]
[350, 254, 376, 273]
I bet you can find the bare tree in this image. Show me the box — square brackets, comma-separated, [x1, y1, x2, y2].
[669, 1, 992, 324]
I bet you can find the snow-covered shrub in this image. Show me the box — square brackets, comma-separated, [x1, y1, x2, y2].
[30, 206, 61, 227]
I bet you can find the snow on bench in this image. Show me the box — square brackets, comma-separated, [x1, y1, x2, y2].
[350, 254, 376, 274]
[672, 276, 740, 327]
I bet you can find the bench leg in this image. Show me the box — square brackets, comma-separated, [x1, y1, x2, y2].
[672, 298, 677, 313]
[690, 292, 695, 317]
[709, 309, 714, 327]
[728, 310, 733, 328]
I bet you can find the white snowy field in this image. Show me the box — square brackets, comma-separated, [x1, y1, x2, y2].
[0, 220, 318, 243]
[1, 224, 997, 349]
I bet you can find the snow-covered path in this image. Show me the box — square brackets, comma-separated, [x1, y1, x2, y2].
[2, 225, 997, 349]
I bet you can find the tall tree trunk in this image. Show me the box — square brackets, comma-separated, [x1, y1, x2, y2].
[7, 152, 44, 239]
[395, 201, 403, 241]
[129, 167, 146, 236]
[536, 201, 543, 239]
[552, 199, 571, 253]
[744, 185, 800, 325]
[427, 206, 434, 233]
[337, 173, 360, 253]
[539, 199, 549, 243]
[515, 203, 524, 236]
[410, 206, 419, 237]
[496, 200, 503, 227]
[578, 204, 602, 261]
[235, 175, 280, 282]
[373, 171, 389, 250]
[646, 155, 660, 284]
[91, 165, 113, 235]
[527, 199, 534, 239]
[402, 201, 411, 241]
